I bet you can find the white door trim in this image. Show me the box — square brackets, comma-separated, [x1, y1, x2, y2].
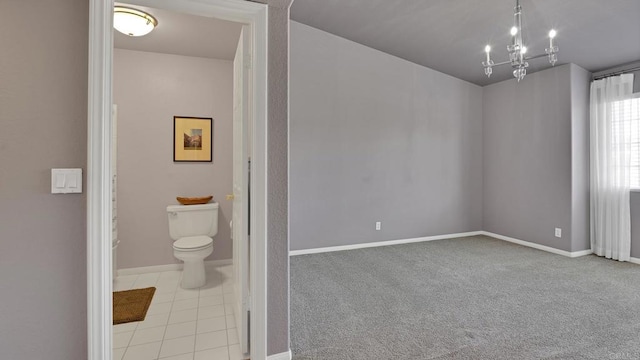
[87, 1, 269, 359]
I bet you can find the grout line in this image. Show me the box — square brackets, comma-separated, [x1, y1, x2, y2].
[116, 268, 236, 359]
[193, 284, 201, 355]
[120, 331, 134, 354]
[159, 318, 170, 357]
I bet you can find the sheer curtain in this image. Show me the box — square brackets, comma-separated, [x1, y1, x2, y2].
[590, 74, 635, 261]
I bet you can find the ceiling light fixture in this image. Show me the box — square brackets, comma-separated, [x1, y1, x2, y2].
[114, 6, 158, 37]
[482, 0, 559, 82]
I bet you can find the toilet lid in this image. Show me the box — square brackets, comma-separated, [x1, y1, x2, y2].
[173, 236, 213, 251]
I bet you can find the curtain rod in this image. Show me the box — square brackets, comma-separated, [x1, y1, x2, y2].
[593, 66, 640, 80]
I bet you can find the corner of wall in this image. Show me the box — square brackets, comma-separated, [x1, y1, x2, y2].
[480, 65, 574, 251]
[480, 85, 486, 231]
[569, 63, 592, 252]
[266, 1, 291, 356]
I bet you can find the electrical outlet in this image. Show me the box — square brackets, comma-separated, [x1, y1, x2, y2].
[375, 221, 381, 231]
[555, 228, 562, 238]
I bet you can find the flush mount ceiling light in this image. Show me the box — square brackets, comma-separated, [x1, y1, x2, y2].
[482, 0, 559, 82]
[114, 6, 158, 37]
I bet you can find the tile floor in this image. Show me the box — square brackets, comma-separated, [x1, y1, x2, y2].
[113, 265, 245, 360]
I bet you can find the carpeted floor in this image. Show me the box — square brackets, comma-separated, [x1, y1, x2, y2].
[290, 235, 640, 360]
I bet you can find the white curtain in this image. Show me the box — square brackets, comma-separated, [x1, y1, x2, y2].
[590, 74, 635, 261]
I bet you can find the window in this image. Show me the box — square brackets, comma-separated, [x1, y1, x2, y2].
[611, 94, 640, 188]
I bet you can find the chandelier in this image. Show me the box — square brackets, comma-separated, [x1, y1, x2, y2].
[482, 0, 559, 82]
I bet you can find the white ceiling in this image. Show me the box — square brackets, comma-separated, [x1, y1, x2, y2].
[113, 1, 640, 85]
[113, 3, 242, 60]
[290, 0, 640, 86]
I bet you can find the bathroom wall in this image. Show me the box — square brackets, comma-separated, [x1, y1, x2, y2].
[114, 49, 234, 269]
[290, 21, 484, 252]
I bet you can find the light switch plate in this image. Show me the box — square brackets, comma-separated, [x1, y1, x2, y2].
[51, 168, 83, 194]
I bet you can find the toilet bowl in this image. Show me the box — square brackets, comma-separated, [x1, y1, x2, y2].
[167, 203, 218, 289]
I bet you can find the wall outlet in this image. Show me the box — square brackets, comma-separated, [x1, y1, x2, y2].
[375, 221, 381, 231]
[555, 228, 562, 238]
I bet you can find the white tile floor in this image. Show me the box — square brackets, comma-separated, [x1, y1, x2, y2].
[113, 265, 245, 360]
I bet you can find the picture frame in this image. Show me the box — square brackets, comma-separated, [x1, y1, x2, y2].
[173, 116, 213, 162]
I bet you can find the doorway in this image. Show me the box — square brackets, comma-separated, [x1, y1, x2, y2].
[111, 5, 248, 358]
[87, 1, 268, 359]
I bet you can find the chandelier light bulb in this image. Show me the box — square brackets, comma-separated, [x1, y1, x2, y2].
[510, 26, 518, 36]
[484, 45, 492, 63]
[521, 46, 528, 54]
[548, 29, 557, 51]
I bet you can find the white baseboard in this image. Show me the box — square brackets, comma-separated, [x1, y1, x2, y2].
[629, 257, 640, 265]
[288, 230, 598, 259]
[481, 231, 592, 258]
[117, 259, 232, 276]
[267, 350, 291, 360]
[289, 231, 483, 256]
[570, 249, 595, 257]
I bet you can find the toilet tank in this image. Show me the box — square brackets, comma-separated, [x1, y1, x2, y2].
[166, 203, 219, 240]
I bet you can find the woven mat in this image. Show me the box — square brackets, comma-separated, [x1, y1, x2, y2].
[113, 287, 156, 325]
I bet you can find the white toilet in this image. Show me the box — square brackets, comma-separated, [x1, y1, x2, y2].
[166, 202, 219, 289]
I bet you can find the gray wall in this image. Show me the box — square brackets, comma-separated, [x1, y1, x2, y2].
[570, 65, 592, 252]
[630, 69, 640, 258]
[259, 0, 294, 356]
[290, 21, 484, 251]
[0, 0, 292, 357]
[113, 49, 234, 269]
[631, 193, 640, 258]
[483, 64, 591, 253]
[0, 0, 88, 359]
[483, 65, 573, 251]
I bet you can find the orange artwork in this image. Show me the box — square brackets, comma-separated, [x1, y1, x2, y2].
[173, 116, 213, 162]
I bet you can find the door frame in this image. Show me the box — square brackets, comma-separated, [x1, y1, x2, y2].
[87, 1, 269, 359]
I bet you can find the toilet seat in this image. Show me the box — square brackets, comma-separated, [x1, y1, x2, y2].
[173, 235, 213, 251]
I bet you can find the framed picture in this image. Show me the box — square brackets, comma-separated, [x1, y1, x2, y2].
[173, 116, 213, 162]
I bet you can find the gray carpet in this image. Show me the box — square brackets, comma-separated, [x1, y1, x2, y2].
[290, 236, 640, 360]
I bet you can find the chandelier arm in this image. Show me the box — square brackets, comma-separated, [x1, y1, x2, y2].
[524, 53, 550, 61]
[485, 60, 512, 68]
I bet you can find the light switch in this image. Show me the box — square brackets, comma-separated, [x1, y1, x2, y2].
[51, 169, 83, 194]
[55, 174, 66, 188]
[68, 175, 77, 188]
